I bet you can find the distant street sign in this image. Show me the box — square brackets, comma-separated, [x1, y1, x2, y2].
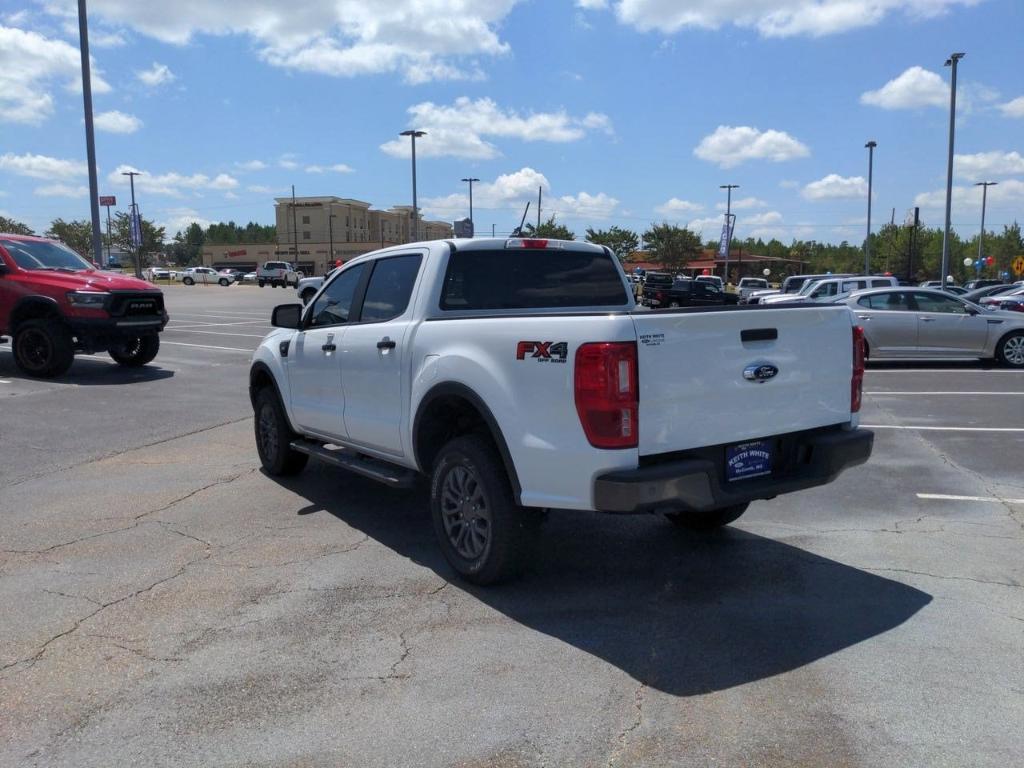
[1013, 256, 1024, 276]
[99, 195, 116, 207]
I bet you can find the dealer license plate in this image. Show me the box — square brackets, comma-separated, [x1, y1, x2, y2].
[726, 440, 773, 482]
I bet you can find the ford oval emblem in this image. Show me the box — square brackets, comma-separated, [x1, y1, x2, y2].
[743, 363, 779, 383]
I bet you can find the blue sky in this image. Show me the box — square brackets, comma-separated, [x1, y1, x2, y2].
[1, 0, 1022, 245]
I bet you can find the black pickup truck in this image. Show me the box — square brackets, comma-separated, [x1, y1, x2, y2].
[642, 276, 739, 308]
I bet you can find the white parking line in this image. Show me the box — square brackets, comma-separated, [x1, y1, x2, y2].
[171, 312, 274, 321]
[164, 329, 268, 338]
[917, 493, 1024, 504]
[169, 320, 272, 329]
[862, 424, 1024, 432]
[866, 391, 1024, 396]
[161, 341, 254, 353]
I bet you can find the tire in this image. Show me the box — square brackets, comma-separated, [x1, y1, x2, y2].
[258, 280, 265, 288]
[219, 278, 229, 286]
[668, 301, 680, 308]
[300, 288, 316, 304]
[109, 334, 160, 367]
[13, 318, 75, 378]
[430, 434, 539, 585]
[183, 277, 194, 286]
[254, 387, 308, 476]
[995, 331, 1024, 369]
[665, 502, 749, 531]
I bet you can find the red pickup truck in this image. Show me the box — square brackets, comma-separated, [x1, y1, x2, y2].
[0, 234, 168, 377]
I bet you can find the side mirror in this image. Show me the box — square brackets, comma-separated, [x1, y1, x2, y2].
[272, 303, 303, 329]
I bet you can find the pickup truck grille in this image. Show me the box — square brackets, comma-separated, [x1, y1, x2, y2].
[107, 292, 165, 318]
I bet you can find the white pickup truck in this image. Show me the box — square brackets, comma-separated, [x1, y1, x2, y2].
[249, 237, 872, 584]
[257, 260, 301, 288]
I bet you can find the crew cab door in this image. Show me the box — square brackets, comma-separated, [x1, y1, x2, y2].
[911, 291, 990, 355]
[340, 253, 423, 456]
[288, 263, 367, 439]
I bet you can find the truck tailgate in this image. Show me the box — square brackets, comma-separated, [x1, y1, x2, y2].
[632, 306, 854, 456]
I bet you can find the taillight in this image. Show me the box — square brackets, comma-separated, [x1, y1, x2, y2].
[574, 342, 639, 449]
[851, 325, 866, 413]
[505, 238, 561, 249]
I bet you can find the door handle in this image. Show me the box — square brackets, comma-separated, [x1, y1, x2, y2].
[377, 339, 396, 350]
[321, 343, 336, 351]
[857, 315, 870, 320]
[920, 317, 936, 322]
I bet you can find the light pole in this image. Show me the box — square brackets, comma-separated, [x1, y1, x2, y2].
[121, 170, 142, 278]
[720, 184, 739, 284]
[77, 0, 103, 265]
[400, 129, 426, 242]
[328, 213, 336, 268]
[461, 177, 479, 235]
[940, 52, 965, 290]
[975, 181, 997, 269]
[864, 141, 877, 275]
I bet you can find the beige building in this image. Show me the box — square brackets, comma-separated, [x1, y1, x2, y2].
[201, 195, 453, 276]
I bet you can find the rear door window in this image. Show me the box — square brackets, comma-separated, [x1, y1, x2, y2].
[441, 248, 628, 310]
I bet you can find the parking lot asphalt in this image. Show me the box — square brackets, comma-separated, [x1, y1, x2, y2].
[1, 284, 1022, 767]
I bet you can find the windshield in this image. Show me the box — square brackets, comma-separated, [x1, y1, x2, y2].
[798, 279, 824, 296]
[1, 239, 94, 271]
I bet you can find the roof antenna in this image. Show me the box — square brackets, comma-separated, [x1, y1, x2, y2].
[511, 201, 531, 237]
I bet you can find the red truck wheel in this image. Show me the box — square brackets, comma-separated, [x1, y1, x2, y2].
[13, 319, 74, 378]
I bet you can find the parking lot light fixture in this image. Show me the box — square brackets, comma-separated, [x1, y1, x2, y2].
[461, 177, 479, 234]
[940, 52, 965, 291]
[864, 141, 876, 276]
[400, 130, 426, 241]
[720, 184, 739, 283]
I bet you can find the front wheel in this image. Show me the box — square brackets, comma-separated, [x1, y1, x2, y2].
[254, 387, 308, 476]
[109, 334, 159, 367]
[996, 331, 1024, 368]
[430, 435, 538, 585]
[219, 278, 229, 286]
[13, 319, 74, 378]
[665, 502, 749, 531]
[258, 280, 265, 287]
[183, 277, 194, 286]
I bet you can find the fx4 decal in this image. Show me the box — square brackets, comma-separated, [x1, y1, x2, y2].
[516, 341, 569, 363]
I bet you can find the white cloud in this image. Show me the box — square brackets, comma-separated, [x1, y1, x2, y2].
[779, 179, 799, 189]
[687, 216, 726, 235]
[92, 30, 127, 48]
[802, 173, 868, 200]
[999, 97, 1024, 118]
[306, 163, 355, 174]
[136, 62, 176, 87]
[597, 0, 976, 38]
[422, 167, 550, 217]
[655, 198, 703, 216]
[278, 154, 299, 170]
[746, 211, 784, 227]
[247, 184, 285, 194]
[159, 207, 213, 234]
[914, 179, 1024, 210]
[715, 196, 766, 210]
[576, 0, 608, 8]
[34, 184, 89, 198]
[694, 125, 809, 168]
[0, 152, 86, 179]
[955, 151, 1024, 181]
[107, 164, 239, 197]
[78, 0, 522, 84]
[549, 192, 619, 218]
[94, 110, 143, 134]
[0, 25, 110, 124]
[236, 160, 267, 171]
[861, 66, 948, 109]
[380, 97, 612, 159]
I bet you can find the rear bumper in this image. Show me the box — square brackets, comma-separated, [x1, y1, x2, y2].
[593, 427, 873, 514]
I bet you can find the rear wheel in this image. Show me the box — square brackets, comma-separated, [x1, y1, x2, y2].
[254, 387, 308, 476]
[109, 334, 159, 367]
[996, 331, 1024, 368]
[665, 502, 749, 531]
[219, 278, 229, 286]
[183, 277, 194, 286]
[258, 279, 266, 287]
[13, 319, 74, 378]
[430, 435, 538, 585]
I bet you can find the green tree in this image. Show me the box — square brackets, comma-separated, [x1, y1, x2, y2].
[585, 226, 639, 262]
[166, 222, 206, 266]
[111, 212, 166, 277]
[45, 219, 95, 257]
[642, 222, 702, 271]
[522, 215, 575, 240]
[0, 216, 34, 236]
[205, 220, 276, 244]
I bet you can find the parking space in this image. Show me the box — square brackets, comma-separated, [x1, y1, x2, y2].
[1, 288, 1022, 766]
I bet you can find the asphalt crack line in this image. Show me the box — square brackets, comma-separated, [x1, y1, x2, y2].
[862, 566, 1021, 589]
[607, 683, 646, 768]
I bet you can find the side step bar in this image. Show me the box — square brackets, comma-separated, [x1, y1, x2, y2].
[290, 440, 418, 488]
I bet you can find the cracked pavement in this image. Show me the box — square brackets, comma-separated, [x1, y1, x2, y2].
[1, 288, 1022, 766]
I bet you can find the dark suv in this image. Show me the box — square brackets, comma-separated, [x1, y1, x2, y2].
[642, 277, 739, 308]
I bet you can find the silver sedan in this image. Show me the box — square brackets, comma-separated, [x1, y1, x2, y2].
[839, 287, 1024, 368]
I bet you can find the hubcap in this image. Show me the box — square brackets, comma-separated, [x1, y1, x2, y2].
[440, 464, 491, 561]
[1004, 336, 1024, 365]
[17, 328, 52, 371]
[258, 402, 279, 459]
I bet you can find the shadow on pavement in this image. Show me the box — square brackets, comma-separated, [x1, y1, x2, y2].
[275, 466, 932, 696]
[0, 352, 174, 385]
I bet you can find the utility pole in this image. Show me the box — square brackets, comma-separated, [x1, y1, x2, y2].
[291, 185, 298, 264]
[975, 181, 997, 267]
[907, 207, 920, 283]
[720, 184, 739, 284]
[328, 212, 335, 268]
[492, 224, 495, 238]
[121, 170, 142, 278]
[103, 200, 113, 266]
[864, 141, 877, 276]
[400, 129, 426, 241]
[381, 220, 385, 249]
[941, 52, 965, 290]
[461, 177, 479, 234]
[77, 0, 104, 264]
[537, 186, 542, 230]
